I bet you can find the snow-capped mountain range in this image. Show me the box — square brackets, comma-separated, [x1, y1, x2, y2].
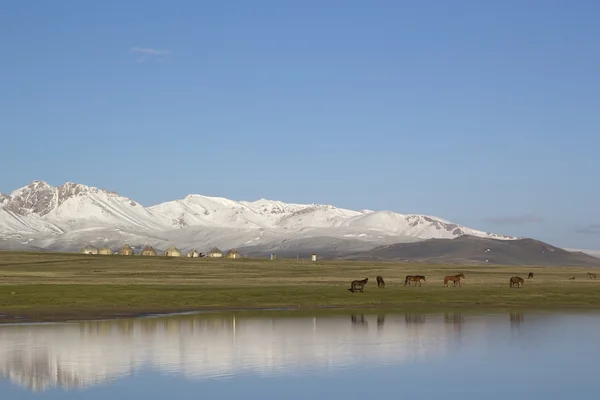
[0, 180, 517, 254]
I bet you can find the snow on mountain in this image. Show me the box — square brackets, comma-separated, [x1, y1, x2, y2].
[3, 181, 169, 232]
[43, 184, 169, 231]
[0, 182, 63, 235]
[241, 198, 315, 216]
[148, 195, 283, 229]
[0, 180, 519, 253]
[276, 205, 363, 230]
[339, 212, 512, 240]
[6, 180, 57, 216]
[0, 208, 63, 235]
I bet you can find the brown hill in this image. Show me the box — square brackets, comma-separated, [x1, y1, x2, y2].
[340, 235, 600, 267]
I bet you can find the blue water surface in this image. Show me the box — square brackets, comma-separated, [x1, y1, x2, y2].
[0, 311, 597, 399]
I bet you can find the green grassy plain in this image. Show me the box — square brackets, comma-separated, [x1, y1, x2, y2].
[0, 250, 599, 323]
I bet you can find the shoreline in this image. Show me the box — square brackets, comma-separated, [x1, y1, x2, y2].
[2, 302, 600, 325]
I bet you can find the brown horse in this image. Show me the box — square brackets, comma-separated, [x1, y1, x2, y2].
[443, 273, 465, 287]
[588, 272, 597, 280]
[376, 275, 386, 288]
[509, 276, 524, 288]
[348, 278, 368, 293]
[569, 276, 576, 280]
[528, 272, 534, 279]
[412, 275, 426, 286]
[404, 275, 426, 286]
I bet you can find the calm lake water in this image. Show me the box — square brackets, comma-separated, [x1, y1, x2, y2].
[0, 309, 599, 399]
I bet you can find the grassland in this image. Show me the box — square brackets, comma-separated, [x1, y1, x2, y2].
[0, 250, 599, 323]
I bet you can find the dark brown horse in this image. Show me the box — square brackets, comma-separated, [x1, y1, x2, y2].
[376, 275, 385, 288]
[588, 272, 597, 280]
[569, 276, 576, 280]
[443, 273, 465, 287]
[509, 276, 524, 288]
[528, 272, 534, 279]
[348, 278, 368, 293]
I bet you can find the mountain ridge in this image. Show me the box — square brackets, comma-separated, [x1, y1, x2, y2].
[0, 179, 516, 237]
[1, 180, 598, 266]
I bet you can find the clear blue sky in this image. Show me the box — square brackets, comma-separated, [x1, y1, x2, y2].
[1, 0, 599, 249]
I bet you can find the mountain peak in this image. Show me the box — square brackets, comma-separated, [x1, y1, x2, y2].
[10, 179, 53, 195]
[7, 180, 57, 216]
[30, 179, 51, 186]
[2, 180, 132, 217]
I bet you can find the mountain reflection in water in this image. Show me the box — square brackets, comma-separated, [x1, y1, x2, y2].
[0, 310, 599, 398]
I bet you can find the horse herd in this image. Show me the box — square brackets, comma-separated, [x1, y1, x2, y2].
[347, 271, 598, 292]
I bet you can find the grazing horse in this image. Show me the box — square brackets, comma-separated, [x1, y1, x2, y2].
[528, 272, 534, 279]
[509, 276, 525, 288]
[376, 275, 386, 288]
[443, 273, 465, 287]
[348, 278, 368, 293]
[569, 276, 576, 280]
[404, 275, 426, 287]
[588, 272, 597, 280]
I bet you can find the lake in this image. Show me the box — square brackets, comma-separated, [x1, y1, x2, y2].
[0, 309, 599, 399]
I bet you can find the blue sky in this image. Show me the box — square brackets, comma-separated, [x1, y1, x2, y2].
[1, 0, 599, 249]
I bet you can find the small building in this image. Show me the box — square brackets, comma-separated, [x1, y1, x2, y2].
[187, 249, 201, 258]
[165, 246, 182, 257]
[207, 247, 223, 258]
[81, 245, 98, 255]
[225, 249, 240, 259]
[311, 253, 317, 262]
[118, 244, 134, 256]
[141, 246, 158, 256]
[98, 247, 112, 255]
